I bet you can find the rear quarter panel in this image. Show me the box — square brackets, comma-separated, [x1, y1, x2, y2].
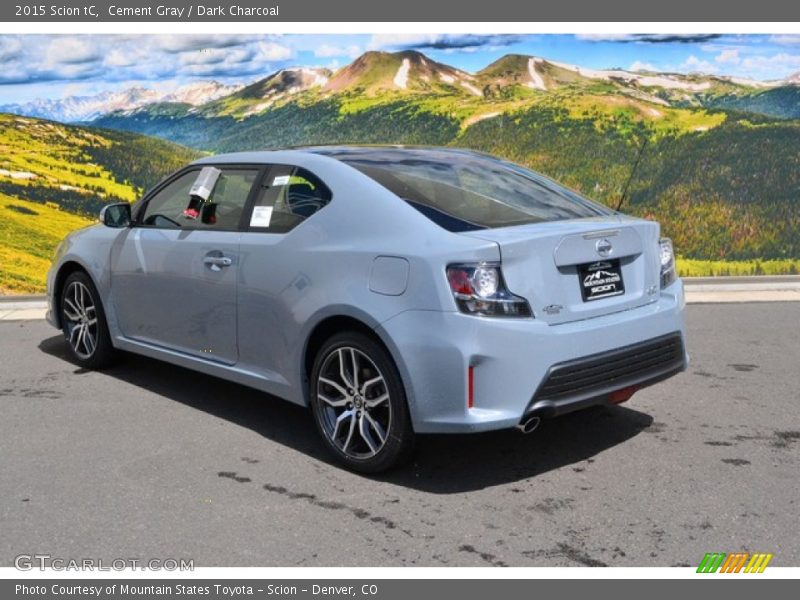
[232, 155, 501, 405]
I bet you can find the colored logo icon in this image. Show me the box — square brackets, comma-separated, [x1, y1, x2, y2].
[697, 552, 773, 573]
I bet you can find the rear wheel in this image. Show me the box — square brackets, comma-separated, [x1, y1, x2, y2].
[310, 332, 414, 473]
[59, 271, 115, 369]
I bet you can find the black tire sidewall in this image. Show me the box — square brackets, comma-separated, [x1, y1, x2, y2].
[60, 271, 115, 369]
[310, 331, 414, 473]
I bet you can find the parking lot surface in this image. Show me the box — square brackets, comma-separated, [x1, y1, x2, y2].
[1, 304, 798, 567]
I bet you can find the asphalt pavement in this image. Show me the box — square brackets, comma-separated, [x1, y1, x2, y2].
[0, 304, 798, 567]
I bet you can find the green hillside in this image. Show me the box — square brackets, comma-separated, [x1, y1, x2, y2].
[0, 113, 200, 293]
[93, 67, 800, 264]
[458, 108, 800, 260]
[703, 86, 800, 120]
[0, 192, 92, 294]
[6, 50, 800, 294]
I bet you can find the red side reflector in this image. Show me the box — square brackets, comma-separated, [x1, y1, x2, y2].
[610, 386, 638, 405]
[467, 365, 474, 409]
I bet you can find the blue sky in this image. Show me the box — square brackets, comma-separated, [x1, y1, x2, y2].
[1, 33, 800, 102]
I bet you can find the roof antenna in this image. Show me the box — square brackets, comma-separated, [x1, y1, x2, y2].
[616, 136, 648, 213]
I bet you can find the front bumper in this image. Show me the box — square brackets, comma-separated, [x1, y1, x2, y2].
[377, 281, 688, 433]
[44, 267, 59, 329]
[45, 301, 58, 328]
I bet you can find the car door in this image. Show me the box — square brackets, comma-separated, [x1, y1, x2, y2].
[110, 165, 262, 365]
[236, 164, 334, 385]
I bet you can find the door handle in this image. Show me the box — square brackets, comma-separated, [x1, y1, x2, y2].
[203, 255, 233, 271]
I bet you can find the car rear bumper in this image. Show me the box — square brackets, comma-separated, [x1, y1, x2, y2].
[521, 331, 685, 420]
[377, 280, 688, 433]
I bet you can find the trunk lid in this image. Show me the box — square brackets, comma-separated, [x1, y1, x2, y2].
[461, 216, 662, 325]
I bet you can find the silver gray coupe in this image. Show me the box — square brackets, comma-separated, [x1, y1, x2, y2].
[47, 146, 688, 472]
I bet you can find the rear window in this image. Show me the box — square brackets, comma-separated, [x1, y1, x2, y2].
[315, 148, 610, 231]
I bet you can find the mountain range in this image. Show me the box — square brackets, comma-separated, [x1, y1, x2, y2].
[0, 80, 242, 123]
[6, 51, 800, 124]
[87, 50, 800, 263]
[1, 49, 799, 290]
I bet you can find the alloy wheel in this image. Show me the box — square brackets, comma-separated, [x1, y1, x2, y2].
[316, 346, 392, 459]
[62, 281, 98, 360]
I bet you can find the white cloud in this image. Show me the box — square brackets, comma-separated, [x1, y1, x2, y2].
[740, 53, 800, 76]
[105, 49, 136, 68]
[682, 55, 718, 73]
[105, 46, 154, 68]
[314, 44, 361, 58]
[179, 47, 253, 66]
[60, 82, 93, 96]
[51, 62, 101, 79]
[254, 41, 292, 61]
[0, 35, 300, 86]
[44, 38, 101, 66]
[769, 35, 800, 45]
[715, 49, 741, 64]
[577, 34, 720, 44]
[0, 37, 22, 61]
[154, 35, 259, 53]
[576, 34, 635, 42]
[630, 60, 656, 72]
[367, 34, 519, 51]
[368, 34, 442, 50]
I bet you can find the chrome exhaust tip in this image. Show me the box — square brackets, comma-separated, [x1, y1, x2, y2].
[516, 416, 541, 434]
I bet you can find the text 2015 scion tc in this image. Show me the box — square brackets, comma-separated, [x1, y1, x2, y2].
[46, 146, 688, 472]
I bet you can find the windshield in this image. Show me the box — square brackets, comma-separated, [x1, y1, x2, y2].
[311, 147, 611, 231]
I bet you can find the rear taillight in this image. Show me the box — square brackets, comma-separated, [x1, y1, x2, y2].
[446, 262, 532, 317]
[659, 237, 676, 288]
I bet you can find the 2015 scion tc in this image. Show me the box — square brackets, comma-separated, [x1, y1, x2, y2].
[46, 146, 688, 472]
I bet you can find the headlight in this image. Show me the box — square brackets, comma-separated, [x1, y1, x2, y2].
[659, 237, 676, 288]
[446, 262, 532, 317]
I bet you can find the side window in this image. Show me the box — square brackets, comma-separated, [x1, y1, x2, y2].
[140, 171, 197, 228]
[249, 166, 332, 233]
[141, 168, 259, 230]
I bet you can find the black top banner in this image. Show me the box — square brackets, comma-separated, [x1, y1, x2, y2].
[1, 0, 799, 22]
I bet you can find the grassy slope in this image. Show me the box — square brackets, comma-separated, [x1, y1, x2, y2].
[93, 87, 800, 269]
[703, 86, 800, 120]
[0, 113, 200, 293]
[1, 114, 138, 202]
[676, 257, 800, 277]
[0, 193, 92, 294]
[33, 74, 800, 280]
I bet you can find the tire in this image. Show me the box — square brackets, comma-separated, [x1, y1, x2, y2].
[59, 271, 116, 369]
[310, 331, 415, 473]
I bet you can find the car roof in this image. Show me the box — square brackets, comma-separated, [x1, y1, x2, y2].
[191, 145, 496, 166]
[191, 149, 327, 166]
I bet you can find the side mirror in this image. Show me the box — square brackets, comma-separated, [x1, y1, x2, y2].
[99, 203, 131, 228]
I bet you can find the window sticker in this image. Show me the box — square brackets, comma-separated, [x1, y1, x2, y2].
[189, 166, 222, 201]
[250, 206, 274, 228]
[272, 175, 291, 186]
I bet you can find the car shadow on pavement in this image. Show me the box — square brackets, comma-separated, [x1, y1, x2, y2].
[40, 335, 654, 493]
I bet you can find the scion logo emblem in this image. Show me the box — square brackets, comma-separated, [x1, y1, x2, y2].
[595, 238, 613, 257]
[542, 304, 563, 315]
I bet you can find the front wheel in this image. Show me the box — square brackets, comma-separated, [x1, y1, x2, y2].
[310, 332, 414, 473]
[59, 271, 115, 369]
